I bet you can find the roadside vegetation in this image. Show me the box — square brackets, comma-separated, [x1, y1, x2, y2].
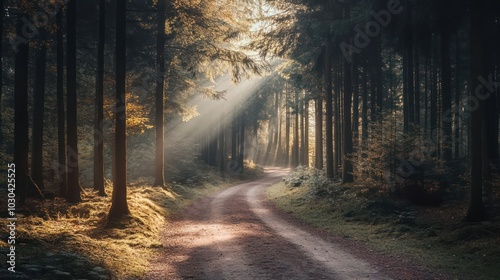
[267, 166, 500, 280]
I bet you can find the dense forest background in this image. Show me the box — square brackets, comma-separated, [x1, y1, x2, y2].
[1, 0, 499, 220]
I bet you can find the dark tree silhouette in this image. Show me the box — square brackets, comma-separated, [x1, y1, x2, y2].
[66, 0, 82, 203]
[14, 12, 30, 204]
[31, 30, 47, 189]
[324, 42, 334, 179]
[94, 0, 106, 196]
[154, 0, 167, 186]
[56, 8, 67, 197]
[342, 54, 354, 182]
[0, 0, 4, 147]
[314, 96, 323, 169]
[465, 0, 487, 222]
[109, 0, 130, 219]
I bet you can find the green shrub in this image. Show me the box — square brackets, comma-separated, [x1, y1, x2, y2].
[351, 112, 447, 205]
[283, 166, 337, 199]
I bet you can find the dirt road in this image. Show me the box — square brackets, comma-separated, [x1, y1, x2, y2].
[147, 168, 443, 280]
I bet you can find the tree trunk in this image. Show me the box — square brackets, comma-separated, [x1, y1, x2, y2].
[374, 37, 384, 119]
[238, 114, 245, 173]
[0, 0, 4, 147]
[370, 61, 377, 124]
[263, 119, 273, 164]
[334, 65, 342, 177]
[424, 50, 429, 134]
[56, 9, 67, 197]
[109, 0, 130, 219]
[454, 37, 461, 159]
[464, 0, 486, 222]
[293, 90, 299, 166]
[325, 43, 334, 178]
[94, 0, 106, 195]
[66, 0, 82, 203]
[352, 57, 359, 150]
[415, 47, 421, 125]
[430, 35, 438, 149]
[303, 97, 309, 167]
[441, 30, 452, 161]
[264, 91, 277, 165]
[314, 97, 323, 169]
[407, 36, 415, 126]
[154, 0, 167, 186]
[285, 84, 291, 167]
[219, 115, 225, 173]
[31, 35, 47, 190]
[272, 90, 280, 164]
[209, 131, 218, 166]
[14, 12, 30, 204]
[276, 90, 283, 166]
[231, 114, 237, 162]
[361, 62, 368, 143]
[342, 57, 354, 183]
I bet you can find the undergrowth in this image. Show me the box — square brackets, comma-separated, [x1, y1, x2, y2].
[270, 167, 500, 280]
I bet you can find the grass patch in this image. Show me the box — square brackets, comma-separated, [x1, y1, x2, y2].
[267, 181, 500, 280]
[0, 163, 262, 279]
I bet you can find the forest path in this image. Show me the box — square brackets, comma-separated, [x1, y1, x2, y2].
[146, 168, 437, 280]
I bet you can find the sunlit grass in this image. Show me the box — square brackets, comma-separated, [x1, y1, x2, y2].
[0, 162, 263, 279]
[0, 184, 171, 279]
[267, 182, 500, 280]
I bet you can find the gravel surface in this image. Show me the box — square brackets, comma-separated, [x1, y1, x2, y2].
[147, 168, 450, 280]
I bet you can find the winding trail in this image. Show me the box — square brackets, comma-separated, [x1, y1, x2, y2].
[147, 168, 443, 280]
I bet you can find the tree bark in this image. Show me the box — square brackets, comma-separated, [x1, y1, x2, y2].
[66, 0, 82, 203]
[273, 91, 280, 164]
[219, 115, 225, 173]
[314, 97, 323, 169]
[342, 57, 354, 183]
[303, 97, 309, 167]
[109, 0, 130, 219]
[454, 37, 461, 159]
[94, 0, 106, 195]
[352, 57, 359, 150]
[154, 0, 167, 186]
[285, 83, 291, 166]
[276, 90, 283, 165]
[0, 0, 4, 147]
[334, 64, 342, 177]
[238, 114, 245, 173]
[325, 43, 334, 179]
[374, 37, 384, 119]
[361, 61, 368, 143]
[31, 34, 47, 190]
[441, 30, 452, 161]
[14, 12, 30, 204]
[415, 47, 421, 125]
[231, 114, 237, 162]
[56, 9, 67, 197]
[430, 35, 438, 152]
[293, 90, 299, 166]
[464, 0, 486, 222]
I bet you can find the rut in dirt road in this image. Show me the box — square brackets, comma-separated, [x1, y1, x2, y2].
[147, 168, 390, 280]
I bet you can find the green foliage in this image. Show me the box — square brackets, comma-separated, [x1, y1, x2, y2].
[351, 112, 446, 204]
[283, 165, 334, 198]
